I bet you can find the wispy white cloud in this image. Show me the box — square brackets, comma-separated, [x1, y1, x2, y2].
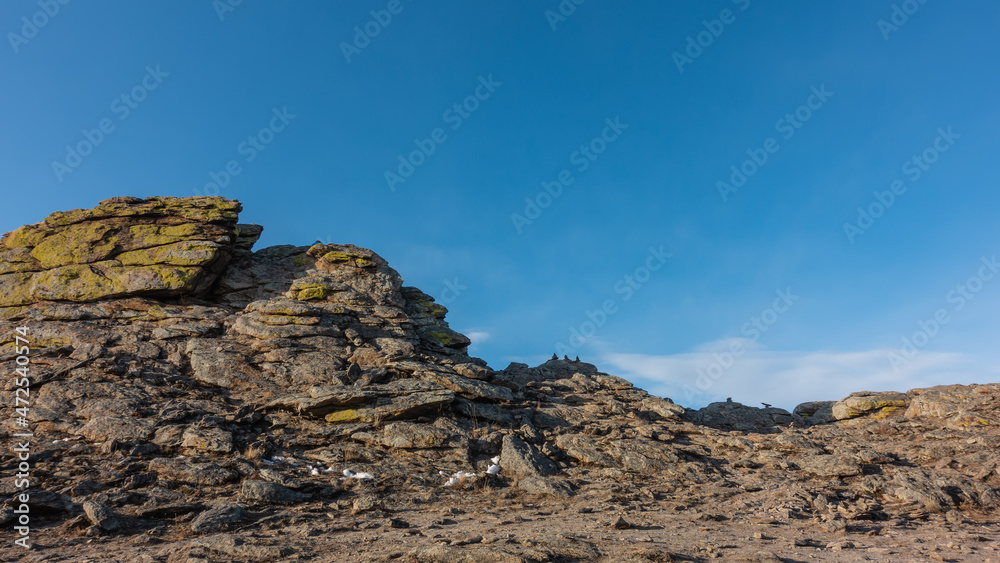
[601, 339, 997, 411]
[464, 329, 491, 348]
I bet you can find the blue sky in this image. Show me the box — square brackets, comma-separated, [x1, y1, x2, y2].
[3, 1, 999, 409]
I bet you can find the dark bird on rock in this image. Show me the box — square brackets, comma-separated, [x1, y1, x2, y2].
[761, 402, 772, 408]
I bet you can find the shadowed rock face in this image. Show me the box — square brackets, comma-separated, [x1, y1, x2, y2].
[1, 196, 999, 562]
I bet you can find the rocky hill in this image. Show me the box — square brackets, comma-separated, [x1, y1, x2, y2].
[2, 196, 999, 562]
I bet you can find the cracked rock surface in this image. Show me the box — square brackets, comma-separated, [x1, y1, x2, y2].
[2, 196, 999, 562]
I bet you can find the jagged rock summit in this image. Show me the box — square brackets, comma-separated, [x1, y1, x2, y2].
[2, 196, 1000, 562]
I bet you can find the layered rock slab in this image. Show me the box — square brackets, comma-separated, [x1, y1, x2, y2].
[0, 196, 259, 313]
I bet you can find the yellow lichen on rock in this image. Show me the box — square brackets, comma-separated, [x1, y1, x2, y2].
[0, 196, 248, 307]
[2, 223, 47, 249]
[28, 263, 125, 302]
[29, 222, 117, 269]
[831, 391, 910, 421]
[296, 286, 327, 301]
[326, 409, 364, 423]
[116, 241, 220, 266]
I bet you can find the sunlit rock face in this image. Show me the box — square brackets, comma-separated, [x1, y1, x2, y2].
[2, 196, 999, 561]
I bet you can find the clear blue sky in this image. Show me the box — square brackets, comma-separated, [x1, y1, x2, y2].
[3, 1, 999, 409]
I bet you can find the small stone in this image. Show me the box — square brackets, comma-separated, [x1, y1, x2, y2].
[79, 416, 156, 444]
[296, 526, 321, 537]
[823, 518, 847, 533]
[240, 480, 308, 504]
[389, 518, 410, 529]
[945, 510, 963, 525]
[149, 457, 237, 486]
[352, 494, 382, 514]
[451, 535, 483, 546]
[83, 500, 120, 531]
[826, 540, 855, 551]
[611, 516, 632, 530]
[181, 426, 234, 453]
[190, 503, 247, 534]
[69, 480, 103, 497]
[514, 476, 575, 498]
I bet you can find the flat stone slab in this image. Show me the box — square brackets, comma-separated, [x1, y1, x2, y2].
[267, 378, 451, 416]
[416, 369, 513, 402]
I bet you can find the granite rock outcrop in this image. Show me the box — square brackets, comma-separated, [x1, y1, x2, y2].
[2, 196, 999, 562]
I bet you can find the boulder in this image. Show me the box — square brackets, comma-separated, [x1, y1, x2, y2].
[368, 421, 466, 450]
[240, 480, 308, 505]
[555, 433, 683, 474]
[905, 383, 999, 428]
[0, 196, 251, 310]
[686, 400, 793, 431]
[514, 476, 575, 498]
[82, 500, 120, 531]
[77, 416, 156, 443]
[793, 401, 835, 425]
[499, 434, 559, 477]
[182, 427, 235, 454]
[148, 457, 238, 486]
[416, 368, 513, 402]
[830, 391, 909, 421]
[190, 503, 248, 534]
